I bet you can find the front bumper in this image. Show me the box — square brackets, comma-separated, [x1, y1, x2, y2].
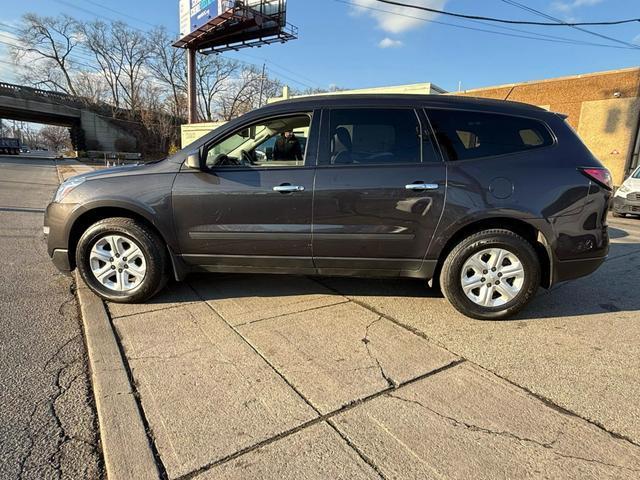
[51, 249, 72, 272]
[44, 201, 77, 272]
[613, 194, 640, 214]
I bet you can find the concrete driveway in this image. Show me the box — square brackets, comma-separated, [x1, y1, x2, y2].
[103, 217, 640, 479]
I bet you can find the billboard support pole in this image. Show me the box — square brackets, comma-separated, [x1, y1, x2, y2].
[187, 47, 198, 124]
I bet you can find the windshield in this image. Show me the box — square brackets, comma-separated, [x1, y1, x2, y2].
[634, 167, 640, 179]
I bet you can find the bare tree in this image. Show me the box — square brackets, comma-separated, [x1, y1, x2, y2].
[217, 65, 282, 121]
[11, 14, 82, 94]
[196, 55, 239, 121]
[138, 82, 179, 152]
[148, 28, 187, 119]
[111, 22, 150, 115]
[40, 125, 72, 151]
[74, 71, 110, 104]
[81, 20, 125, 110]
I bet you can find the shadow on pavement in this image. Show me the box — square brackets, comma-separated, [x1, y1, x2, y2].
[608, 226, 628, 239]
[143, 221, 640, 321]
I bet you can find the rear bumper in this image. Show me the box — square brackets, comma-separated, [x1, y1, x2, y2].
[553, 255, 606, 284]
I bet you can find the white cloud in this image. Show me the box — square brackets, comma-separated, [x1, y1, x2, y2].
[0, 30, 20, 82]
[351, 0, 448, 34]
[633, 34, 640, 45]
[378, 37, 404, 48]
[551, 0, 603, 13]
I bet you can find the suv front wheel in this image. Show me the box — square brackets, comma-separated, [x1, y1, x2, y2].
[440, 229, 541, 320]
[76, 217, 168, 303]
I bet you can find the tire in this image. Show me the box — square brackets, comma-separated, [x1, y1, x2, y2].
[439, 229, 541, 320]
[76, 217, 168, 303]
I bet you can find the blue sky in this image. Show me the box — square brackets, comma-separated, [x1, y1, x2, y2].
[0, 0, 638, 92]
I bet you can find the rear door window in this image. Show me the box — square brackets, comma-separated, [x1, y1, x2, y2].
[426, 109, 554, 161]
[324, 108, 433, 165]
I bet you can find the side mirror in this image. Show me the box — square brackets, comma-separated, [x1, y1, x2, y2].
[185, 151, 201, 170]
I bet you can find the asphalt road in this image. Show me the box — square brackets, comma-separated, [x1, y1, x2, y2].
[0, 156, 103, 479]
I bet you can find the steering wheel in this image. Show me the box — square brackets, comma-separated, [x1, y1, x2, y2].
[240, 149, 254, 165]
[212, 153, 241, 167]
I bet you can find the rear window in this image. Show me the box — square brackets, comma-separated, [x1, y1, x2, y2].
[427, 109, 554, 161]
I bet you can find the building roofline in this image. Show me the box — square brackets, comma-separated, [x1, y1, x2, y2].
[456, 66, 640, 94]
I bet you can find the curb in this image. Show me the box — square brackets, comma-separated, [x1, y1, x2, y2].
[75, 271, 161, 480]
[54, 160, 64, 184]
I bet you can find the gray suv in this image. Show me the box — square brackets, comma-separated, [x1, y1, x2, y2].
[45, 95, 612, 319]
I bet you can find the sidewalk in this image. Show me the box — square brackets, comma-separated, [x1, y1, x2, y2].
[102, 275, 640, 479]
[55, 158, 96, 181]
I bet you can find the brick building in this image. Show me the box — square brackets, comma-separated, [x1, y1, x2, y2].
[456, 67, 640, 186]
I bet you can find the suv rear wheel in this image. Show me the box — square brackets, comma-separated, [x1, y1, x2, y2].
[440, 229, 541, 320]
[76, 217, 168, 303]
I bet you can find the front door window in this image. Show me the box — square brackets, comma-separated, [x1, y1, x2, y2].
[205, 114, 311, 168]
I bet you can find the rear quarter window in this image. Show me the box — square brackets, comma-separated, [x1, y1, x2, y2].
[426, 109, 554, 161]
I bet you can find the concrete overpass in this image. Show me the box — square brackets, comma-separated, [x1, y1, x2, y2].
[0, 82, 137, 152]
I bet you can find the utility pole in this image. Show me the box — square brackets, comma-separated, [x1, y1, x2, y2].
[258, 63, 266, 107]
[187, 47, 198, 123]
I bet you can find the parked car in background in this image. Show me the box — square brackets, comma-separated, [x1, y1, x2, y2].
[45, 94, 612, 319]
[0, 137, 21, 155]
[613, 166, 640, 217]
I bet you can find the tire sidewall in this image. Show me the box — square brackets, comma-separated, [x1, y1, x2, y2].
[442, 232, 540, 320]
[76, 220, 165, 303]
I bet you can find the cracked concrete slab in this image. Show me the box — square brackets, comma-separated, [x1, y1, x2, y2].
[113, 301, 318, 479]
[199, 422, 380, 479]
[189, 274, 346, 326]
[321, 219, 640, 444]
[332, 363, 640, 479]
[107, 281, 200, 319]
[238, 301, 459, 414]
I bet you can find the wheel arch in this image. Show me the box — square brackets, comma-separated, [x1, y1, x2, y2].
[432, 217, 553, 288]
[67, 205, 180, 279]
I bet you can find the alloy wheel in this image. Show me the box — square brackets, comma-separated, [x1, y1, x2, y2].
[460, 248, 525, 307]
[89, 234, 147, 292]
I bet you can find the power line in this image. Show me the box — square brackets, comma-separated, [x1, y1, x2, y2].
[338, 0, 637, 50]
[51, 0, 149, 35]
[0, 36, 101, 72]
[373, 0, 640, 26]
[233, 51, 322, 88]
[0, 23, 109, 66]
[83, 0, 162, 30]
[499, 0, 640, 50]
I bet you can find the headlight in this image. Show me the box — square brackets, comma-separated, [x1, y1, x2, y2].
[617, 185, 630, 194]
[54, 176, 86, 203]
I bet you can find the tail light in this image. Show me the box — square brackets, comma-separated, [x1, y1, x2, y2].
[579, 167, 612, 190]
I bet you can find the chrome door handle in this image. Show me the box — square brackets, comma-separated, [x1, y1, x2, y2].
[273, 185, 305, 193]
[405, 183, 439, 191]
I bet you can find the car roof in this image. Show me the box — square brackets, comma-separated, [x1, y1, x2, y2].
[256, 93, 547, 116]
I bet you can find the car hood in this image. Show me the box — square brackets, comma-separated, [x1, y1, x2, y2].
[622, 177, 640, 191]
[63, 160, 179, 183]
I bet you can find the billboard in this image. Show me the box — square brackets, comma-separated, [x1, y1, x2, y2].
[179, 1, 287, 39]
[180, 0, 218, 38]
